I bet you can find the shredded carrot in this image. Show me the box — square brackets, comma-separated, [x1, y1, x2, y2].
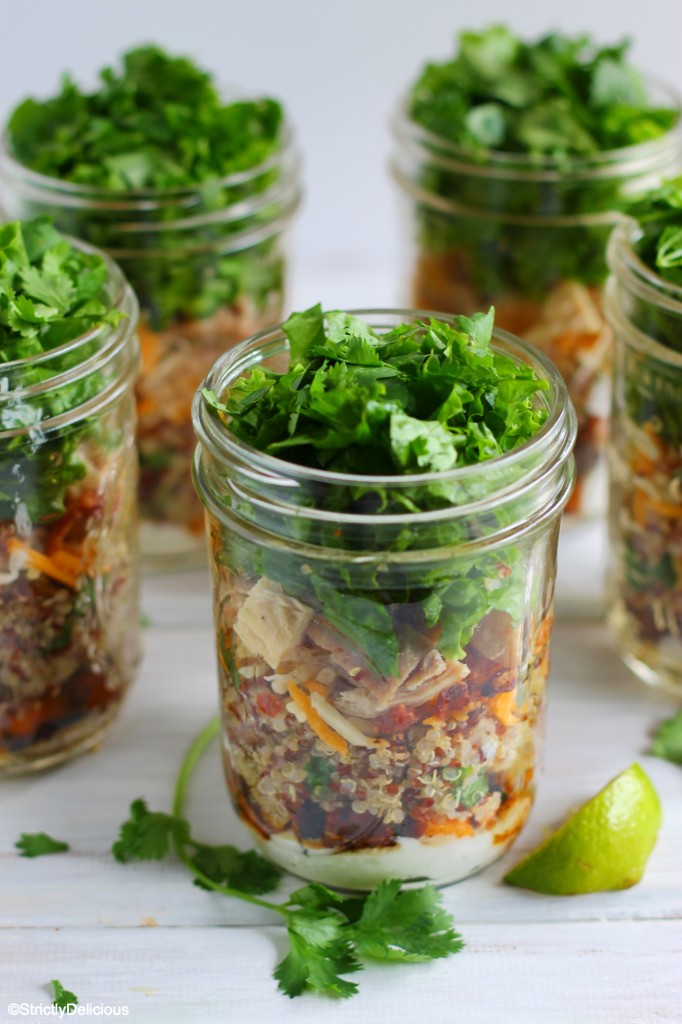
[7, 538, 80, 590]
[287, 682, 349, 756]
[50, 549, 84, 573]
[304, 679, 328, 697]
[489, 690, 519, 727]
[422, 817, 474, 838]
[422, 715, 442, 727]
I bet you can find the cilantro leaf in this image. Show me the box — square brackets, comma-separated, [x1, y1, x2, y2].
[50, 980, 78, 1011]
[350, 880, 464, 962]
[15, 832, 70, 857]
[191, 843, 282, 895]
[275, 930, 361, 1000]
[282, 304, 326, 366]
[112, 798, 190, 863]
[651, 710, 682, 765]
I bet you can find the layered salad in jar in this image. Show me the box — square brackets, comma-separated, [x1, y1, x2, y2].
[0, 219, 140, 773]
[3, 47, 298, 553]
[198, 305, 573, 887]
[397, 27, 679, 515]
[608, 181, 682, 690]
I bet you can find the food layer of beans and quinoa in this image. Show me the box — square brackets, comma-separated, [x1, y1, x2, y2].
[0, 218, 140, 774]
[194, 305, 576, 887]
[393, 27, 680, 517]
[1, 46, 300, 559]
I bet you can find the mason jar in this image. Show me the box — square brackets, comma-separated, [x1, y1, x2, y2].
[392, 93, 680, 520]
[192, 310, 576, 890]
[0, 118, 301, 568]
[605, 221, 682, 696]
[0, 240, 141, 775]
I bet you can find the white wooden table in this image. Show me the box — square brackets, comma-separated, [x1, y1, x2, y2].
[1, 564, 681, 1024]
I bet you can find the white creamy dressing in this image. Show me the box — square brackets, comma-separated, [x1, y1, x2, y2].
[250, 798, 531, 890]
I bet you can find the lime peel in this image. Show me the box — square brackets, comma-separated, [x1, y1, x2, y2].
[503, 762, 662, 895]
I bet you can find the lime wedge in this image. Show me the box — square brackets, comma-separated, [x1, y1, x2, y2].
[503, 763, 662, 895]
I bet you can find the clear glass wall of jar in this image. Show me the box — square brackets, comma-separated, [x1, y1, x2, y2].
[605, 222, 682, 697]
[0, 244, 141, 775]
[192, 311, 576, 890]
[392, 93, 680, 520]
[0, 121, 301, 568]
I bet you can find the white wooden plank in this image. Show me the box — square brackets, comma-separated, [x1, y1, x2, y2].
[1, 921, 680, 1024]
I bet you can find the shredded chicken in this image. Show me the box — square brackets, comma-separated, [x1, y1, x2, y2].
[233, 578, 312, 670]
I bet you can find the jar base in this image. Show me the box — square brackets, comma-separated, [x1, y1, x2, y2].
[608, 607, 682, 698]
[0, 701, 125, 777]
[247, 796, 532, 892]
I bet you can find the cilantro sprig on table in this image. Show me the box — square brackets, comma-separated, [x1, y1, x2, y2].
[7, 46, 283, 191]
[112, 718, 464, 999]
[409, 26, 678, 158]
[0, 218, 125, 524]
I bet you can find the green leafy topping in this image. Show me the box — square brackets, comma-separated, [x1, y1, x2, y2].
[113, 717, 465, 1001]
[50, 980, 78, 1011]
[409, 27, 678, 157]
[0, 217, 123, 525]
[8, 46, 283, 190]
[15, 832, 70, 857]
[221, 304, 547, 475]
[651, 710, 682, 765]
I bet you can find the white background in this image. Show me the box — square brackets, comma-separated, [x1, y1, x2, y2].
[2, 0, 682, 309]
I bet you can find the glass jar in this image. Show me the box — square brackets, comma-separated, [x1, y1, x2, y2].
[192, 310, 576, 890]
[0, 120, 301, 568]
[0, 242, 141, 775]
[392, 92, 680, 520]
[605, 221, 682, 696]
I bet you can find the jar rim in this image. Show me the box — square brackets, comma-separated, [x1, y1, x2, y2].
[392, 76, 682, 184]
[193, 308, 574, 493]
